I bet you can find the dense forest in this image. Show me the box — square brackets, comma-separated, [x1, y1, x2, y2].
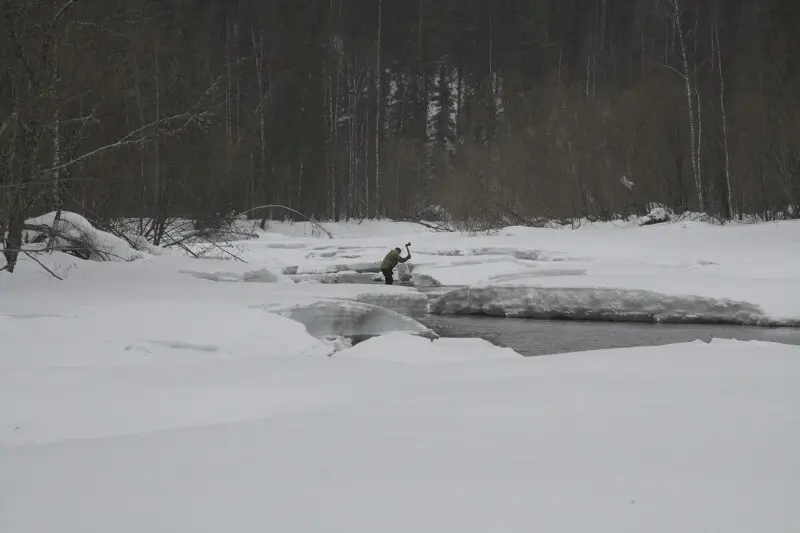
[2, 0, 799, 239]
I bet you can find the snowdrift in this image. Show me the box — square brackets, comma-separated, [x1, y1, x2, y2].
[24, 212, 142, 262]
[0, 302, 333, 444]
[336, 332, 520, 364]
[427, 286, 792, 326]
[4, 339, 799, 532]
[179, 267, 293, 283]
[0, 302, 331, 368]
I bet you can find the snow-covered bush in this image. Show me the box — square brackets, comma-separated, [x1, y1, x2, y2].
[24, 212, 142, 262]
[638, 203, 673, 226]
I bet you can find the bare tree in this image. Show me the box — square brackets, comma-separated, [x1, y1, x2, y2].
[713, 6, 734, 219]
[670, 0, 704, 211]
[374, 0, 383, 218]
[252, 28, 269, 225]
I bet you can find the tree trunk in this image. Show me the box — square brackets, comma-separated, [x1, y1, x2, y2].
[672, 0, 704, 211]
[133, 55, 147, 232]
[51, 37, 61, 214]
[374, 0, 382, 219]
[253, 29, 269, 226]
[3, 213, 24, 273]
[152, 41, 164, 246]
[225, 19, 234, 183]
[364, 92, 370, 218]
[347, 63, 356, 220]
[713, 8, 734, 219]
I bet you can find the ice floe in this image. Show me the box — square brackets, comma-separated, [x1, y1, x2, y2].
[256, 299, 437, 340]
[427, 286, 792, 326]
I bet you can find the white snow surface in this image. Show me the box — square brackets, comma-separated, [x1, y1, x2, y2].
[233, 218, 800, 324]
[3, 338, 799, 532]
[9, 214, 797, 325]
[0, 302, 334, 445]
[2, 216, 800, 531]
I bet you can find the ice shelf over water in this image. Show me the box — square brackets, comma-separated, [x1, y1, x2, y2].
[427, 285, 795, 326]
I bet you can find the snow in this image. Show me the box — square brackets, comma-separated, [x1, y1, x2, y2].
[179, 266, 293, 283]
[2, 214, 800, 532]
[0, 302, 333, 445]
[235, 217, 800, 324]
[428, 286, 793, 326]
[3, 339, 799, 532]
[24, 211, 142, 262]
[335, 332, 519, 364]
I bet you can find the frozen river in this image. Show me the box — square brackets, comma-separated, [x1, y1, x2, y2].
[420, 314, 800, 357]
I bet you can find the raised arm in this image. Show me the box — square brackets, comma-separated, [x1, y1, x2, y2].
[400, 243, 412, 262]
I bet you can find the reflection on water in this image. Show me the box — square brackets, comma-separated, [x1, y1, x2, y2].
[420, 315, 800, 357]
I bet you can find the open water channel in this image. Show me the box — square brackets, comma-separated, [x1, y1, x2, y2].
[306, 277, 800, 357]
[420, 314, 800, 357]
[409, 285, 800, 356]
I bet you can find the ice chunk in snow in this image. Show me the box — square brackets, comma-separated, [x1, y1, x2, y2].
[289, 271, 377, 284]
[469, 246, 541, 261]
[354, 292, 429, 317]
[24, 211, 141, 262]
[336, 332, 520, 364]
[258, 299, 437, 339]
[409, 273, 441, 287]
[414, 259, 531, 287]
[179, 267, 292, 283]
[428, 286, 784, 326]
[325, 261, 382, 274]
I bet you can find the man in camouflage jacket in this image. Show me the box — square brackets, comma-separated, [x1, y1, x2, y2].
[380, 244, 411, 285]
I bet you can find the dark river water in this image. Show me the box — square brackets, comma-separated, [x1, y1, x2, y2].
[419, 314, 800, 357]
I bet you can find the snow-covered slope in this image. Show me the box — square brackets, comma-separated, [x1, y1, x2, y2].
[2, 215, 800, 532]
[3, 339, 798, 532]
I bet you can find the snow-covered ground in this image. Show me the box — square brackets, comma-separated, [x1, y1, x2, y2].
[3, 338, 799, 532]
[2, 216, 799, 531]
[221, 217, 800, 324]
[5, 216, 799, 325]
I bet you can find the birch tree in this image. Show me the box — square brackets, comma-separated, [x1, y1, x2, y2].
[712, 6, 733, 219]
[374, 0, 383, 218]
[671, 0, 704, 211]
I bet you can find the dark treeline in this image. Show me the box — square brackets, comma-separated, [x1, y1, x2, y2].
[2, 0, 799, 237]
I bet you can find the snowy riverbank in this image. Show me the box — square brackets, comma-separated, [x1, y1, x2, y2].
[2, 215, 799, 531]
[3, 337, 799, 532]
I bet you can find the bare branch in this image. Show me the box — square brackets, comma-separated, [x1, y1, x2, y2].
[53, 0, 77, 24]
[21, 249, 64, 280]
[40, 72, 224, 174]
[43, 114, 100, 127]
[663, 63, 687, 80]
[239, 205, 335, 239]
[40, 107, 216, 174]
